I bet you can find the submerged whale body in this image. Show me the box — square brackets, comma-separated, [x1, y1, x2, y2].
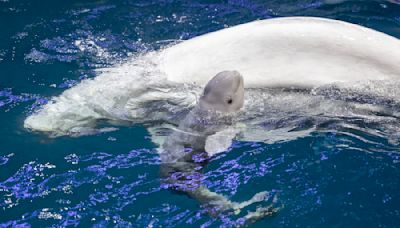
[159, 71, 277, 221]
[24, 17, 400, 136]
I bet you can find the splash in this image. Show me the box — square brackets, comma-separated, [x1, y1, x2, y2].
[24, 52, 199, 136]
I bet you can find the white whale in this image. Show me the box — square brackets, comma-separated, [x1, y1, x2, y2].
[24, 17, 400, 136]
[160, 17, 400, 88]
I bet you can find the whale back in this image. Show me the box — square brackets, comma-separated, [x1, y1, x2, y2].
[161, 17, 400, 88]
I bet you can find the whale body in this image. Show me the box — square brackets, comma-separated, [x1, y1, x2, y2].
[24, 17, 400, 136]
[161, 17, 400, 88]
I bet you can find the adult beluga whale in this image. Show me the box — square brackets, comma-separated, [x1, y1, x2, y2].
[158, 71, 278, 223]
[160, 17, 400, 88]
[24, 17, 400, 136]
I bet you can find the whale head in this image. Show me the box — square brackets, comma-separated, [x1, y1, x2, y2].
[199, 71, 244, 113]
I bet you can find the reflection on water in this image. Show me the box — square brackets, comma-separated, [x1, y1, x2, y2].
[1, 129, 399, 226]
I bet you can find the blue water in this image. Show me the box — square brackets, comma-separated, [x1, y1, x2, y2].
[2, 0, 400, 227]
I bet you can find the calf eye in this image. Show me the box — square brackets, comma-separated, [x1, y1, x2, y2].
[227, 98, 233, 104]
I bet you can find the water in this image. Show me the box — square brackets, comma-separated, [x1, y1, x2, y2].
[1, 0, 400, 227]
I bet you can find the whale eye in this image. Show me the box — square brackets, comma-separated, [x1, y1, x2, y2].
[227, 98, 233, 104]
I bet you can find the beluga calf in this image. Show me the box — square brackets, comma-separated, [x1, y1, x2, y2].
[158, 71, 278, 224]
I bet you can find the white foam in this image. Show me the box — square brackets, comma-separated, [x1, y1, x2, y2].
[24, 52, 198, 136]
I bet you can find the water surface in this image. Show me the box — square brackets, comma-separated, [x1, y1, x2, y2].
[1, 0, 400, 227]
